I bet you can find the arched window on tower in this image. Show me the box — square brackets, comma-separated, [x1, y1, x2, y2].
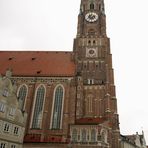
[99, 4, 101, 11]
[91, 129, 96, 142]
[51, 85, 64, 129]
[88, 40, 91, 45]
[17, 85, 28, 110]
[93, 40, 96, 44]
[32, 85, 45, 129]
[90, 3, 94, 10]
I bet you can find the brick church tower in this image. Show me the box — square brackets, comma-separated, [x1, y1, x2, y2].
[0, 0, 120, 148]
[71, 0, 120, 147]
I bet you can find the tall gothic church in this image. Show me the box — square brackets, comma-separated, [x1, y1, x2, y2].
[0, 0, 120, 147]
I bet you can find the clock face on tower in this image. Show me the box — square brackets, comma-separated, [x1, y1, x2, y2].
[86, 48, 98, 58]
[85, 12, 98, 23]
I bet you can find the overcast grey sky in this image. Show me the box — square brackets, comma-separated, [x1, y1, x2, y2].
[0, 0, 148, 143]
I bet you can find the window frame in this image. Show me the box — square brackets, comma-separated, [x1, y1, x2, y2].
[17, 84, 28, 110]
[72, 129, 78, 142]
[50, 84, 65, 130]
[0, 103, 6, 113]
[30, 84, 46, 129]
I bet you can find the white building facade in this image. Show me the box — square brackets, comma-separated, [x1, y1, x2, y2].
[0, 70, 27, 148]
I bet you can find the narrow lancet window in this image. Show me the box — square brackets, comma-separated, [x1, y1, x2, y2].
[91, 129, 96, 142]
[17, 85, 27, 110]
[51, 85, 64, 129]
[32, 85, 45, 129]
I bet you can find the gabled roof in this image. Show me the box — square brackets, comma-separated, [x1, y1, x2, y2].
[0, 51, 76, 77]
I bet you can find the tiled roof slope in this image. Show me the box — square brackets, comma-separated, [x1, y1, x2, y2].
[0, 51, 76, 77]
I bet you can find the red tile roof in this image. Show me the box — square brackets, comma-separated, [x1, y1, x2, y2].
[0, 51, 76, 77]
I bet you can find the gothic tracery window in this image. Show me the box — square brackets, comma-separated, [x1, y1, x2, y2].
[32, 85, 45, 129]
[91, 129, 96, 142]
[81, 129, 87, 143]
[51, 85, 64, 129]
[17, 85, 27, 110]
[72, 129, 78, 142]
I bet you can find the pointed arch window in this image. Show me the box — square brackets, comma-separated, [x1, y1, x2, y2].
[81, 129, 87, 143]
[91, 129, 96, 142]
[32, 85, 45, 129]
[51, 85, 64, 129]
[17, 85, 27, 110]
[72, 129, 78, 142]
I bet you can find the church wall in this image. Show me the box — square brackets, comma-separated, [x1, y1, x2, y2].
[12, 76, 76, 143]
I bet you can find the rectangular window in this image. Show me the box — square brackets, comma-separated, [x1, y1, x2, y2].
[3, 123, 10, 132]
[88, 79, 90, 84]
[14, 127, 19, 135]
[9, 108, 16, 116]
[0, 103, 5, 112]
[88, 79, 94, 85]
[0, 143, 6, 148]
[11, 145, 16, 148]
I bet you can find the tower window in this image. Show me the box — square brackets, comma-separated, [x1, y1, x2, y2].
[93, 40, 96, 44]
[88, 79, 94, 85]
[99, 4, 101, 11]
[90, 3, 94, 10]
[88, 40, 91, 45]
